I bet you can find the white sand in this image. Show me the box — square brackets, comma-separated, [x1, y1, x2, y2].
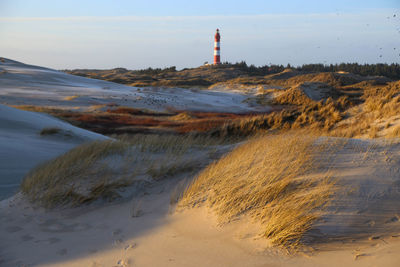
[0, 58, 271, 113]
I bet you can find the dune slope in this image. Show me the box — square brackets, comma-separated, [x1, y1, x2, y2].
[1, 135, 400, 267]
[0, 58, 270, 113]
[0, 104, 107, 200]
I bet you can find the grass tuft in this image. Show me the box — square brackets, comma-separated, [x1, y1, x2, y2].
[20, 140, 129, 207]
[63, 95, 79, 101]
[40, 127, 61, 136]
[179, 133, 336, 249]
[21, 134, 227, 208]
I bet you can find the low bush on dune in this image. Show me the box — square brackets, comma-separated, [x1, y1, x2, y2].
[179, 133, 336, 249]
[40, 127, 61, 136]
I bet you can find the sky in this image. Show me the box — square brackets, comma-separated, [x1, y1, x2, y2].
[0, 0, 399, 69]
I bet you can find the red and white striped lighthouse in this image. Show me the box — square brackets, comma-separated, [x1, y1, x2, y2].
[214, 29, 221, 65]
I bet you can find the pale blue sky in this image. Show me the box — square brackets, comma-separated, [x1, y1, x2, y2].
[0, 0, 399, 69]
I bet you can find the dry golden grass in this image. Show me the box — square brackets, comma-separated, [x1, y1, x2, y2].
[266, 72, 364, 88]
[330, 118, 372, 138]
[12, 105, 64, 114]
[63, 95, 79, 101]
[116, 133, 228, 154]
[169, 112, 194, 121]
[147, 159, 198, 181]
[21, 140, 129, 207]
[292, 98, 344, 130]
[213, 96, 348, 138]
[363, 81, 400, 119]
[179, 133, 336, 249]
[21, 134, 227, 208]
[122, 134, 228, 180]
[368, 124, 380, 138]
[210, 110, 294, 137]
[274, 86, 314, 106]
[328, 81, 400, 139]
[88, 104, 107, 112]
[387, 124, 400, 138]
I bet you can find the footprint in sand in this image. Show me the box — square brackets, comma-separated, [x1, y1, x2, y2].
[385, 215, 399, 223]
[113, 238, 123, 246]
[368, 235, 381, 241]
[5, 226, 23, 233]
[57, 248, 68, 256]
[124, 243, 136, 250]
[91, 261, 103, 267]
[40, 219, 91, 233]
[364, 220, 375, 227]
[34, 237, 61, 244]
[354, 253, 371, 260]
[21, 215, 33, 223]
[112, 229, 123, 236]
[21, 234, 34, 241]
[14, 259, 30, 267]
[116, 259, 131, 267]
[88, 248, 98, 254]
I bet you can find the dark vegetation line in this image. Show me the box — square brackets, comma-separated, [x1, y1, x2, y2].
[218, 61, 400, 80]
[64, 62, 400, 80]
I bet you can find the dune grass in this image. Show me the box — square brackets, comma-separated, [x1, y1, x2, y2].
[329, 81, 400, 139]
[21, 134, 227, 208]
[387, 124, 400, 138]
[212, 97, 346, 138]
[178, 133, 336, 249]
[119, 134, 230, 180]
[20, 140, 129, 207]
[116, 133, 229, 154]
[363, 81, 400, 118]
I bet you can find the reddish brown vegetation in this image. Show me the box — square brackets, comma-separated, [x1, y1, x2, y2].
[45, 107, 266, 135]
[60, 112, 178, 134]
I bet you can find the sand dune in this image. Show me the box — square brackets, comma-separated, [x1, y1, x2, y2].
[0, 58, 270, 113]
[0, 104, 107, 200]
[1, 136, 400, 266]
[1, 58, 400, 266]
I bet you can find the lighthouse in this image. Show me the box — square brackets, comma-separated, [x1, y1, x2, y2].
[214, 29, 221, 65]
